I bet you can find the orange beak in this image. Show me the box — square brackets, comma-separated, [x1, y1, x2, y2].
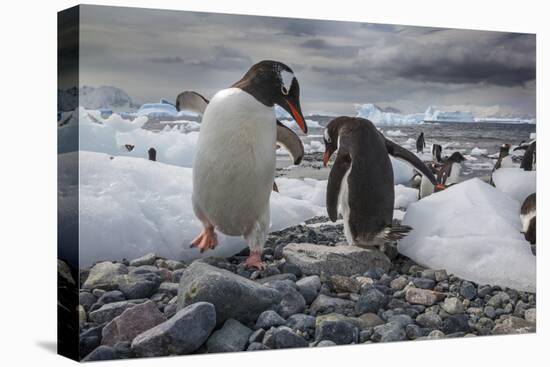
[286, 100, 308, 134]
[323, 150, 331, 167]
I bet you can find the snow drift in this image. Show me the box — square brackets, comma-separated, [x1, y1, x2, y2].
[399, 178, 535, 292]
[492, 168, 536, 204]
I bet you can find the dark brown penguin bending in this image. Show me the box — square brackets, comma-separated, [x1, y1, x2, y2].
[322, 117, 437, 248]
[520, 141, 536, 171]
[520, 193, 536, 244]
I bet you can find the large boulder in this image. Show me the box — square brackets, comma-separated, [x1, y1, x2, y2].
[283, 243, 390, 276]
[206, 319, 252, 353]
[102, 301, 166, 346]
[88, 300, 145, 324]
[82, 262, 128, 290]
[176, 262, 281, 325]
[131, 302, 216, 357]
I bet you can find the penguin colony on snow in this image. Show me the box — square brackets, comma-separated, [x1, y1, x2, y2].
[175, 60, 536, 269]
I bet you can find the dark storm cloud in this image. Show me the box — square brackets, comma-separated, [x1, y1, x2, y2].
[150, 56, 185, 64]
[78, 5, 536, 117]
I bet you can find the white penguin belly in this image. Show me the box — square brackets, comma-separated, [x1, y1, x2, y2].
[192, 88, 277, 236]
[447, 163, 462, 185]
[338, 165, 354, 245]
[419, 174, 435, 198]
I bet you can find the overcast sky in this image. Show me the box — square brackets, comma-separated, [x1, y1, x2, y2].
[80, 5, 536, 118]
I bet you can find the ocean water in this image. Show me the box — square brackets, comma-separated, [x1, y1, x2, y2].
[277, 118, 536, 182]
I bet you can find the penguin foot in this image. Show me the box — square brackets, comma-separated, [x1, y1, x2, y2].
[244, 252, 265, 270]
[190, 227, 218, 253]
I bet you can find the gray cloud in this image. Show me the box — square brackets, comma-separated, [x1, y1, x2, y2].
[77, 5, 536, 118]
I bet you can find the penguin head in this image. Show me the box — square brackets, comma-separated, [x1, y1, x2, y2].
[233, 60, 307, 134]
[500, 143, 511, 156]
[322, 118, 346, 167]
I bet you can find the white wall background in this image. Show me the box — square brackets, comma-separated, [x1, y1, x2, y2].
[0, 0, 547, 366]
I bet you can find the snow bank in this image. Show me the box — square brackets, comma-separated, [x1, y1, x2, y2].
[492, 168, 536, 204]
[385, 129, 406, 137]
[394, 185, 418, 209]
[391, 157, 415, 185]
[58, 108, 200, 167]
[399, 178, 535, 292]
[470, 147, 488, 156]
[71, 152, 326, 266]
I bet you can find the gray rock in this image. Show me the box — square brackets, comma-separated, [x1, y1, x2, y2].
[280, 262, 302, 277]
[484, 306, 496, 319]
[255, 310, 286, 330]
[309, 294, 355, 316]
[460, 282, 477, 300]
[372, 321, 406, 343]
[390, 276, 409, 290]
[89, 301, 140, 324]
[131, 302, 216, 357]
[172, 268, 186, 283]
[117, 272, 162, 299]
[359, 313, 384, 328]
[355, 287, 387, 314]
[492, 316, 535, 335]
[82, 346, 119, 361]
[163, 303, 177, 319]
[129, 253, 156, 267]
[286, 314, 316, 332]
[296, 275, 321, 304]
[98, 290, 125, 304]
[157, 282, 179, 296]
[82, 262, 128, 290]
[156, 259, 186, 271]
[267, 280, 306, 318]
[79, 292, 97, 311]
[441, 297, 464, 315]
[102, 301, 166, 346]
[388, 314, 414, 328]
[283, 243, 390, 276]
[316, 340, 337, 347]
[477, 285, 492, 298]
[315, 320, 359, 345]
[415, 312, 442, 328]
[176, 262, 281, 325]
[405, 288, 446, 306]
[263, 326, 308, 349]
[405, 324, 422, 339]
[249, 329, 266, 344]
[247, 342, 269, 351]
[427, 330, 445, 339]
[434, 270, 448, 282]
[330, 275, 361, 294]
[474, 317, 494, 335]
[315, 313, 364, 331]
[441, 314, 470, 334]
[525, 308, 536, 324]
[487, 292, 511, 308]
[359, 328, 374, 343]
[255, 273, 297, 284]
[412, 278, 435, 290]
[207, 319, 252, 353]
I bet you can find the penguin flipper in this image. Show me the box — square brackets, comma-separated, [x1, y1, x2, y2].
[276, 120, 305, 165]
[378, 225, 412, 242]
[326, 152, 351, 222]
[175, 91, 209, 114]
[384, 137, 438, 185]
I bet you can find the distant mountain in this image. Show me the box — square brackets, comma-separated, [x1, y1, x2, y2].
[58, 85, 138, 112]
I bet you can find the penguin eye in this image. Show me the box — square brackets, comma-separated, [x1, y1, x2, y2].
[281, 86, 289, 96]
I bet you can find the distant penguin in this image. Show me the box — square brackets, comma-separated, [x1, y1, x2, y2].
[190, 60, 307, 270]
[520, 141, 536, 171]
[520, 193, 536, 244]
[148, 147, 156, 161]
[432, 144, 443, 163]
[323, 117, 437, 248]
[493, 144, 511, 171]
[436, 151, 466, 186]
[416, 132, 426, 153]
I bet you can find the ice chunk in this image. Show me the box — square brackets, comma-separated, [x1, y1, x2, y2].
[68, 152, 325, 266]
[492, 168, 536, 204]
[355, 104, 424, 125]
[399, 178, 535, 292]
[470, 147, 488, 156]
[394, 185, 418, 209]
[391, 157, 415, 185]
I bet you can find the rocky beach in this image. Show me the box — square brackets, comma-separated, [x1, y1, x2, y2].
[71, 214, 536, 361]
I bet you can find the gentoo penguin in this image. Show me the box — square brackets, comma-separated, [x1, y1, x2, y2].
[322, 117, 437, 248]
[520, 193, 536, 244]
[436, 151, 465, 186]
[432, 144, 443, 163]
[493, 144, 511, 171]
[416, 132, 426, 153]
[176, 90, 305, 166]
[520, 141, 536, 171]
[190, 60, 307, 269]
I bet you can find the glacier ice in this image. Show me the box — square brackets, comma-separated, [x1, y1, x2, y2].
[399, 178, 535, 292]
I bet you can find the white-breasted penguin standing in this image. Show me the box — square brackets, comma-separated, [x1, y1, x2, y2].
[436, 151, 466, 186]
[323, 117, 437, 248]
[520, 193, 536, 245]
[416, 132, 426, 153]
[190, 60, 307, 269]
